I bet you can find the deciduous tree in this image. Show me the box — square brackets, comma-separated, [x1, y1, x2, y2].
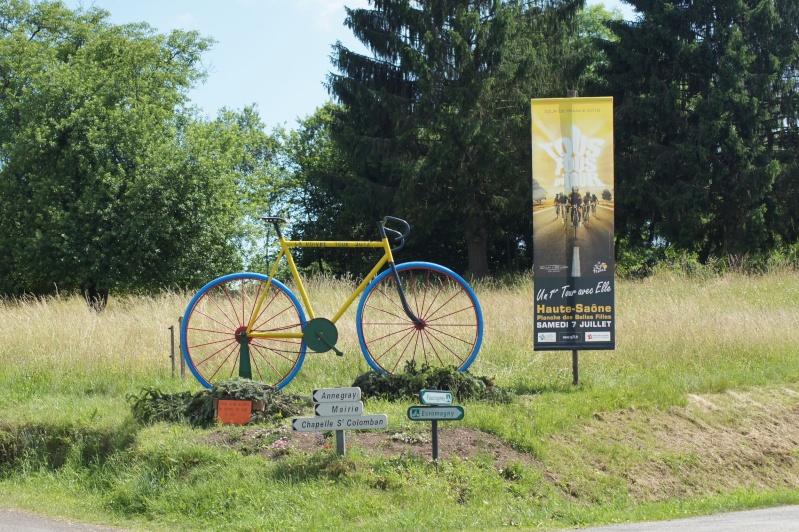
[0, 1, 281, 306]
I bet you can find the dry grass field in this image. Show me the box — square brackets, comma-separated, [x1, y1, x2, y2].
[1, 269, 797, 397]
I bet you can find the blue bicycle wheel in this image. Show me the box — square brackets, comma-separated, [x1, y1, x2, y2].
[181, 272, 307, 390]
[356, 262, 483, 374]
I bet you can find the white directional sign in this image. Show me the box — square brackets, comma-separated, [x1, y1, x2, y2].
[407, 406, 465, 421]
[312, 387, 361, 403]
[314, 401, 363, 417]
[419, 389, 453, 405]
[292, 414, 388, 432]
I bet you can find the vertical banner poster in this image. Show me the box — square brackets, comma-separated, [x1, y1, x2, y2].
[531, 97, 615, 350]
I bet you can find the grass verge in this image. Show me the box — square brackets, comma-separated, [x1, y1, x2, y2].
[0, 270, 797, 530]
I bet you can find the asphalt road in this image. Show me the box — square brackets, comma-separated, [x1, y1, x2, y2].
[3, 505, 799, 531]
[0, 509, 122, 532]
[575, 504, 799, 531]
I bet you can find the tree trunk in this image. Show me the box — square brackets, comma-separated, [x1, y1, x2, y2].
[465, 220, 490, 279]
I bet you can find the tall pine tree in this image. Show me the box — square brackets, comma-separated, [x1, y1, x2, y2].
[325, 0, 583, 277]
[599, 0, 799, 263]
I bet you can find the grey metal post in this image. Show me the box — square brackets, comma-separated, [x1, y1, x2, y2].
[432, 420, 439, 460]
[178, 316, 185, 379]
[336, 430, 346, 456]
[430, 385, 440, 460]
[568, 88, 579, 386]
[572, 350, 579, 385]
[168, 325, 175, 378]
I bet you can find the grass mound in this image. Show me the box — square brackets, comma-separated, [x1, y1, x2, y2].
[353, 361, 514, 402]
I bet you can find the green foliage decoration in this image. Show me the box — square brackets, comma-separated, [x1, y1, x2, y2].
[127, 378, 308, 427]
[353, 360, 514, 403]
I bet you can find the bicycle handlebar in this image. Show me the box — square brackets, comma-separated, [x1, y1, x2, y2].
[381, 216, 410, 252]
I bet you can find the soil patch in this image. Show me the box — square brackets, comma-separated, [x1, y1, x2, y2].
[203, 425, 537, 469]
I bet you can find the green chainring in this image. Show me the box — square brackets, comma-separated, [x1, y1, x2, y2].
[303, 318, 343, 356]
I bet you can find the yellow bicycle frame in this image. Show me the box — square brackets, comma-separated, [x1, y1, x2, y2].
[245, 235, 396, 339]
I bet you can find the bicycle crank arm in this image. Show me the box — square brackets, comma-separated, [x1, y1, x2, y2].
[315, 331, 344, 357]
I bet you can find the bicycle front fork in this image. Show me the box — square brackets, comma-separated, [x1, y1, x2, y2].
[388, 261, 425, 328]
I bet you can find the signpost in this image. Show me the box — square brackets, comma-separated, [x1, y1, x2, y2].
[419, 389, 453, 405]
[407, 389, 464, 460]
[292, 387, 387, 456]
[313, 401, 363, 417]
[312, 387, 361, 403]
[291, 414, 388, 432]
[407, 406, 464, 421]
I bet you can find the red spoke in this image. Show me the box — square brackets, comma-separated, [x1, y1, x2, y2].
[423, 287, 468, 323]
[207, 288, 239, 329]
[388, 330, 417, 373]
[369, 327, 416, 366]
[241, 281, 247, 330]
[246, 345, 266, 382]
[415, 280, 446, 321]
[250, 288, 282, 330]
[194, 308, 238, 333]
[252, 295, 299, 331]
[364, 323, 416, 345]
[372, 284, 406, 315]
[203, 343, 239, 382]
[187, 326, 235, 337]
[225, 354, 238, 380]
[190, 337, 237, 350]
[364, 301, 411, 323]
[221, 284, 243, 326]
[424, 324, 475, 349]
[408, 269, 429, 318]
[250, 342, 298, 379]
[420, 327, 468, 364]
[422, 304, 475, 325]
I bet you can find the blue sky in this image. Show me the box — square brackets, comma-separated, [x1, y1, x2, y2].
[64, 0, 635, 130]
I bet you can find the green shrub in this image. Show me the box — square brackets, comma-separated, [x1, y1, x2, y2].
[353, 361, 514, 402]
[127, 378, 308, 426]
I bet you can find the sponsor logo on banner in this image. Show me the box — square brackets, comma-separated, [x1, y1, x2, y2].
[593, 262, 609, 274]
[539, 264, 569, 274]
[586, 332, 611, 342]
[537, 332, 557, 342]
